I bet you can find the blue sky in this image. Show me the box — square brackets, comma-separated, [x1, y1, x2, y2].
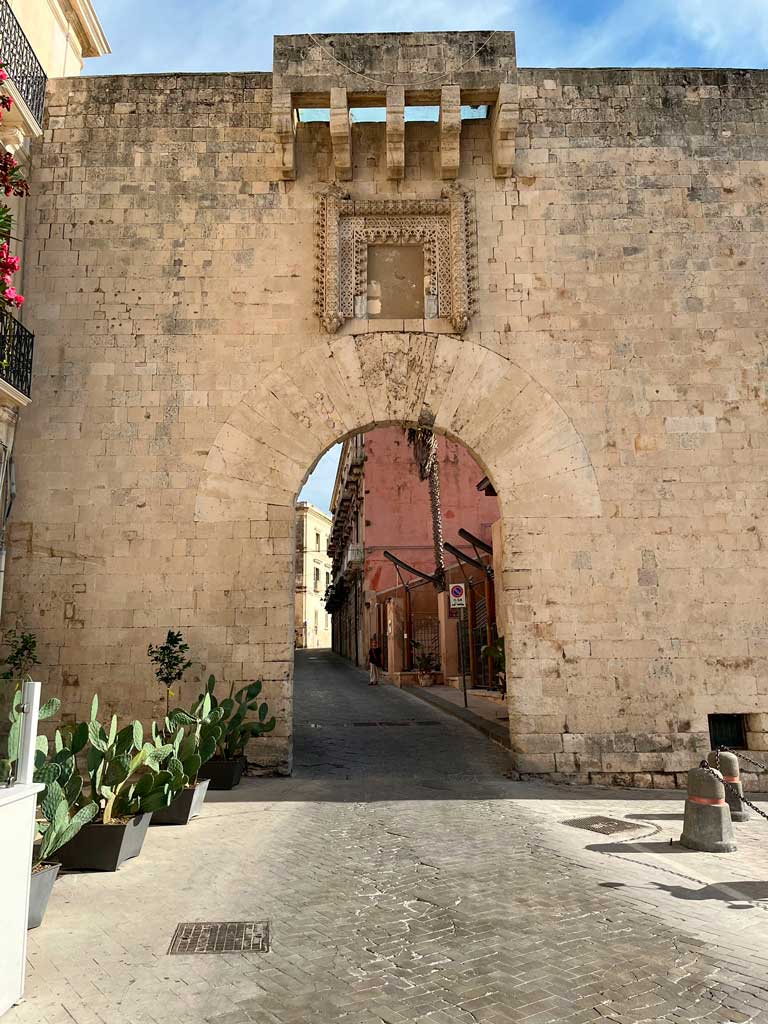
[88, 1, 768, 512]
[92, 1, 768, 77]
[298, 446, 341, 514]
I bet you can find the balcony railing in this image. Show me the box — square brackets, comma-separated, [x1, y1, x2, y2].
[0, 0, 47, 129]
[0, 311, 34, 398]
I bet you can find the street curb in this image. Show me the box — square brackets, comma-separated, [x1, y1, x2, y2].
[401, 685, 511, 749]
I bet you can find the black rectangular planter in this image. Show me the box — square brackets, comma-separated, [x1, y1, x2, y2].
[151, 779, 210, 825]
[197, 758, 245, 791]
[55, 813, 153, 871]
[28, 863, 60, 930]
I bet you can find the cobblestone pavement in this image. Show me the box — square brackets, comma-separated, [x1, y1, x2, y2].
[15, 650, 768, 1024]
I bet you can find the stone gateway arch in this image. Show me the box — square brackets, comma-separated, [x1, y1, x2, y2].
[195, 331, 602, 771]
[7, 31, 768, 783]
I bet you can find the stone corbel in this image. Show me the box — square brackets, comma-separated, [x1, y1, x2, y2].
[490, 82, 519, 178]
[439, 85, 461, 180]
[386, 86, 405, 180]
[330, 87, 353, 181]
[272, 89, 296, 181]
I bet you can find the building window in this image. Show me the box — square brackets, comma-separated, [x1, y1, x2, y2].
[708, 713, 747, 750]
[314, 609, 319, 632]
[315, 531, 321, 551]
[326, 571, 330, 588]
[314, 567, 320, 591]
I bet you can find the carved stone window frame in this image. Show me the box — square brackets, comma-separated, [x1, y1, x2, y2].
[314, 185, 476, 333]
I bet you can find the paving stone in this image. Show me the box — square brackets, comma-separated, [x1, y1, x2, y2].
[8, 651, 768, 1023]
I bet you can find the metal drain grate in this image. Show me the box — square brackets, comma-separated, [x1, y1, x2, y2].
[563, 815, 644, 836]
[168, 921, 270, 955]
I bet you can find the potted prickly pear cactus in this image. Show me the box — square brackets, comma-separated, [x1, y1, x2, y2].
[30, 776, 97, 928]
[5, 691, 96, 927]
[56, 696, 174, 871]
[150, 692, 224, 825]
[197, 676, 276, 790]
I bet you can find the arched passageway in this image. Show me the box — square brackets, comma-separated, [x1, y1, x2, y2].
[195, 331, 602, 773]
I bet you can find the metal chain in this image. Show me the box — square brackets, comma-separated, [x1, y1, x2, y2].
[719, 745, 768, 774]
[699, 757, 768, 823]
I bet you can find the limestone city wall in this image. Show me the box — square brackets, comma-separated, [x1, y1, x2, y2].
[6, 41, 768, 783]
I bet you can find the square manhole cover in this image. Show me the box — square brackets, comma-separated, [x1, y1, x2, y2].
[563, 815, 644, 836]
[168, 921, 270, 955]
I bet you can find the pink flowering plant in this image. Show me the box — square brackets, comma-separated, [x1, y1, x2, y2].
[0, 61, 28, 313]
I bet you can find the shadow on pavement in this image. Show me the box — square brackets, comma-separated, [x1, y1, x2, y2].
[585, 839, 692, 854]
[600, 879, 768, 903]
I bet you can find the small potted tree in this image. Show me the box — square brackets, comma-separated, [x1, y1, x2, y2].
[148, 630, 192, 716]
[0, 628, 41, 778]
[197, 676, 276, 790]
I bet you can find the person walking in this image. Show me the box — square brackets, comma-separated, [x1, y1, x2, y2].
[368, 637, 382, 686]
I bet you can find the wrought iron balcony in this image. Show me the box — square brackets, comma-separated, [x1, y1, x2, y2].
[0, 0, 47, 130]
[0, 310, 34, 399]
[341, 543, 364, 579]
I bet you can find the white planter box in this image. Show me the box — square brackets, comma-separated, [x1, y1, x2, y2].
[0, 782, 42, 1016]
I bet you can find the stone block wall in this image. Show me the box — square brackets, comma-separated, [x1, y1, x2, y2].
[6, 52, 768, 782]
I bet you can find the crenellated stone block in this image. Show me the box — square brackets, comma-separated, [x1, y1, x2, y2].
[330, 87, 352, 181]
[272, 89, 296, 181]
[386, 86, 405, 180]
[490, 82, 519, 178]
[439, 85, 461, 180]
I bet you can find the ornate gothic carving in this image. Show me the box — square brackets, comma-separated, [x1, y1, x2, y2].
[314, 186, 477, 333]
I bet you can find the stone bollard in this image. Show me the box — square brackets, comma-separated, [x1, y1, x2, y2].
[707, 750, 750, 822]
[680, 766, 736, 853]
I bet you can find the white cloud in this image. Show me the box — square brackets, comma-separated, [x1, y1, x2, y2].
[670, 0, 768, 63]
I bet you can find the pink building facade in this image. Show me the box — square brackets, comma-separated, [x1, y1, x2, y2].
[327, 427, 500, 681]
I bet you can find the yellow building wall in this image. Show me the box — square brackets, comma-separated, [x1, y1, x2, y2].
[7, 0, 89, 78]
[295, 504, 333, 650]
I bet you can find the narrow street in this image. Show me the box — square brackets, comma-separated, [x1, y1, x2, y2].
[16, 651, 768, 1024]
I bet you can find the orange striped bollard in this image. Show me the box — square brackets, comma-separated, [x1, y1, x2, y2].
[680, 765, 736, 853]
[707, 750, 750, 822]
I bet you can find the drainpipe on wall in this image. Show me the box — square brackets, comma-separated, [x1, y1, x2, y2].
[354, 580, 359, 666]
[0, 541, 7, 625]
[0, 429, 18, 625]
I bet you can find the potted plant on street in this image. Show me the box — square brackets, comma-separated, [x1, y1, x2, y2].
[147, 629, 192, 716]
[197, 676, 276, 790]
[411, 642, 438, 686]
[29, 777, 97, 928]
[149, 692, 224, 825]
[0, 628, 42, 781]
[3, 690, 96, 926]
[55, 696, 174, 871]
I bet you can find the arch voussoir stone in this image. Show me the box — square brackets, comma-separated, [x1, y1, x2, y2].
[197, 332, 602, 525]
